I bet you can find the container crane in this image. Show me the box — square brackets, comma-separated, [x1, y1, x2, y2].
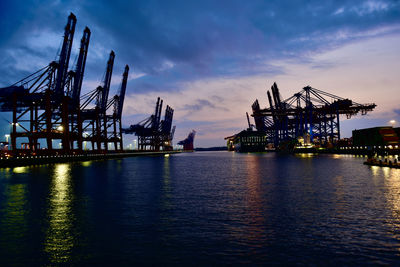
[122, 97, 175, 151]
[106, 65, 129, 150]
[80, 51, 115, 151]
[252, 82, 377, 149]
[0, 13, 77, 153]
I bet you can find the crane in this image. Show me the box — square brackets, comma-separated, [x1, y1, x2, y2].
[252, 82, 376, 149]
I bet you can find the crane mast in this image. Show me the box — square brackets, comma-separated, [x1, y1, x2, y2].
[100, 51, 115, 111]
[71, 27, 91, 108]
[54, 13, 76, 103]
[117, 65, 129, 119]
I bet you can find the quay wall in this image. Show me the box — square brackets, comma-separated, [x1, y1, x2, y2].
[0, 150, 181, 168]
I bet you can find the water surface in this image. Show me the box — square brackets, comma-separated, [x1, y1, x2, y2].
[1, 152, 400, 265]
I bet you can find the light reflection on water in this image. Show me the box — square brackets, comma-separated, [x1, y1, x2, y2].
[0, 183, 28, 257]
[378, 167, 400, 249]
[243, 155, 266, 245]
[81, 161, 92, 167]
[1, 153, 400, 264]
[13, 166, 29, 174]
[295, 153, 317, 158]
[44, 163, 74, 264]
[161, 155, 173, 212]
[332, 174, 345, 217]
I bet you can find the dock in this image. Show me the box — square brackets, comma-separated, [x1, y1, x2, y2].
[363, 157, 400, 169]
[0, 150, 181, 168]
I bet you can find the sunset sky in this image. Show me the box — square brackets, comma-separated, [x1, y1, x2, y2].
[1, 0, 399, 147]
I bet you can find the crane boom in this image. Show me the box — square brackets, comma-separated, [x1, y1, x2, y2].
[157, 99, 163, 129]
[101, 51, 115, 111]
[117, 65, 129, 118]
[246, 112, 251, 129]
[54, 12, 76, 102]
[71, 26, 90, 108]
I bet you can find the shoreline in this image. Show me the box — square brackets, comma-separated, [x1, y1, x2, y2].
[0, 150, 181, 168]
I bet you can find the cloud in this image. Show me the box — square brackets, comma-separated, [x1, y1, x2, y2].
[351, 0, 390, 16]
[1, 0, 399, 89]
[182, 99, 229, 112]
[0, 0, 400, 146]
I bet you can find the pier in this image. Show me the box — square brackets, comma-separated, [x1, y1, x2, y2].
[0, 150, 181, 168]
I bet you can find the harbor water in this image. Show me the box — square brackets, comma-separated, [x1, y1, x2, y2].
[1, 151, 400, 265]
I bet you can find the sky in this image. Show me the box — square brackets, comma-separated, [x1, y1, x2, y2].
[0, 0, 399, 147]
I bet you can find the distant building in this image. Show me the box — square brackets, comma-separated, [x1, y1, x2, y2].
[225, 130, 267, 152]
[352, 126, 400, 148]
[337, 137, 352, 147]
[395, 127, 400, 138]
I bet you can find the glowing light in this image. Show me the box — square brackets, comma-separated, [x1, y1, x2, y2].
[13, 166, 28, 173]
[45, 163, 73, 263]
[57, 125, 64, 131]
[81, 161, 91, 167]
[382, 166, 390, 178]
[297, 153, 316, 158]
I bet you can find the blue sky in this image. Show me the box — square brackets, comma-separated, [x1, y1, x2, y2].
[0, 0, 400, 147]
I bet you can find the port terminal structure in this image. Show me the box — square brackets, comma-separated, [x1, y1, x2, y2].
[251, 82, 376, 151]
[178, 130, 196, 151]
[0, 13, 176, 161]
[122, 97, 176, 151]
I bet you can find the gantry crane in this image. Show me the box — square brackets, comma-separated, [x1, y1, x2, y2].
[0, 13, 130, 155]
[0, 13, 77, 153]
[105, 64, 129, 150]
[252, 82, 376, 149]
[122, 97, 175, 151]
[80, 51, 115, 151]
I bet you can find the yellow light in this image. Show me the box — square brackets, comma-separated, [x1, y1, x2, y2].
[45, 163, 72, 263]
[81, 161, 91, 167]
[57, 125, 64, 131]
[13, 166, 28, 173]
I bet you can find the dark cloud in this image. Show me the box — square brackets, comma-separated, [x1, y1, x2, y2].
[182, 99, 217, 111]
[182, 99, 229, 112]
[1, 0, 399, 147]
[394, 109, 400, 116]
[0, 0, 399, 91]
